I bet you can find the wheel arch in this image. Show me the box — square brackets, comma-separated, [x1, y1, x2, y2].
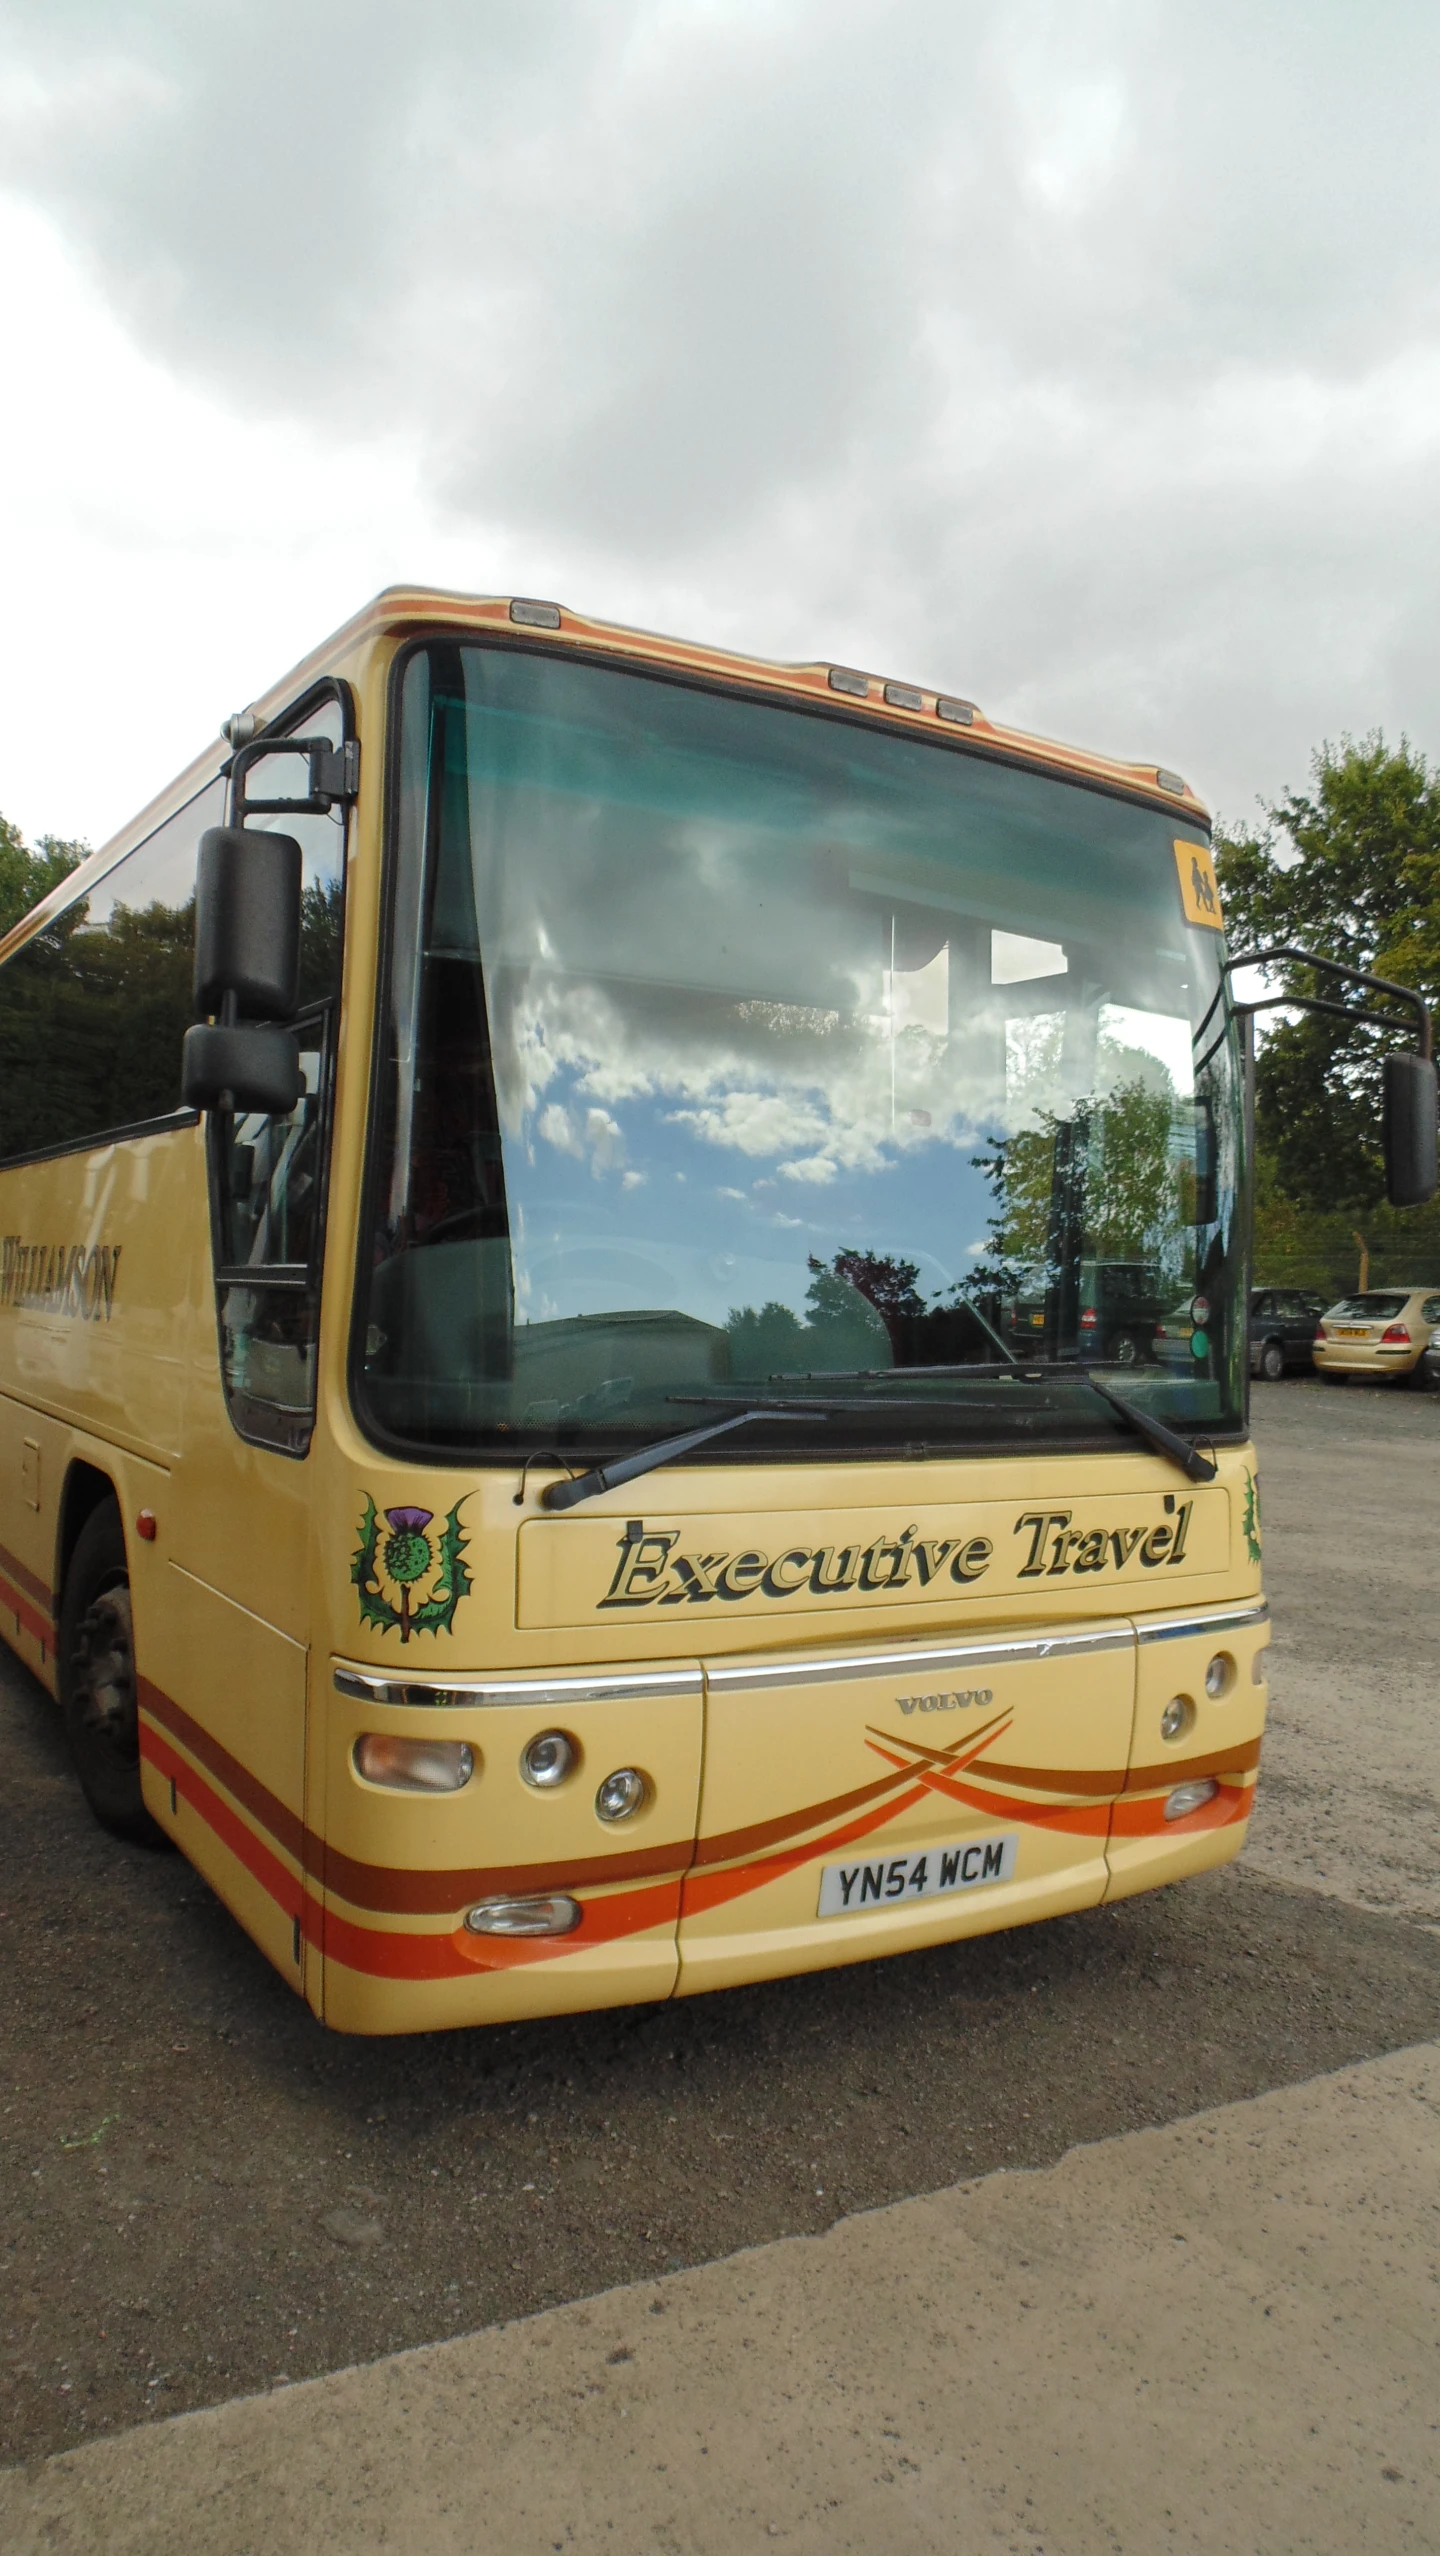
[55, 1459, 122, 1610]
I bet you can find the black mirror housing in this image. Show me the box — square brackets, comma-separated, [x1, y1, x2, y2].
[1383, 1050, 1438, 1207]
[194, 826, 302, 1020]
[181, 1022, 302, 1117]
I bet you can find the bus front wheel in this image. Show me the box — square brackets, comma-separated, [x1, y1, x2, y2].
[59, 1501, 167, 1848]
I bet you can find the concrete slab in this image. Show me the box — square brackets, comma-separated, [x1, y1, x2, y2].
[3, 2040, 1437, 2556]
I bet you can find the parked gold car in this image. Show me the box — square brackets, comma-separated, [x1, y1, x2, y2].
[1312, 1287, 1440, 1386]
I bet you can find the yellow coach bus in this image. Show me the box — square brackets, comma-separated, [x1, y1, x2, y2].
[0, 590, 1431, 2033]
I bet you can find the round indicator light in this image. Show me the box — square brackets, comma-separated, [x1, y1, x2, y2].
[595, 1767, 647, 1823]
[1204, 1654, 1233, 1698]
[1190, 1329, 1209, 1358]
[1160, 1695, 1193, 1743]
[1190, 1295, 1210, 1325]
[521, 1730, 576, 1789]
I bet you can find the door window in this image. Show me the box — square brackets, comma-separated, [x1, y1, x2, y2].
[207, 690, 348, 1456]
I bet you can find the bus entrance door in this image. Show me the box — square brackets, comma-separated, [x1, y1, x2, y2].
[676, 1619, 1136, 1995]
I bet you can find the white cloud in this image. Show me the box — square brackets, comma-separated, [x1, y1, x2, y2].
[3, 0, 1440, 850]
[537, 1102, 582, 1157]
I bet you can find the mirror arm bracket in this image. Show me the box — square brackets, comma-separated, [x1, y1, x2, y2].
[1222, 943, 1432, 1061]
[224, 734, 360, 825]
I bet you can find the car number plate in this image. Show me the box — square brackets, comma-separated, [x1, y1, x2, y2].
[1334, 1327, 1369, 1338]
[817, 1834, 1018, 1918]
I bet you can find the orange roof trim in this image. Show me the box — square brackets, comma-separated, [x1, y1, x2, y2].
[0, 586, 1208, 966]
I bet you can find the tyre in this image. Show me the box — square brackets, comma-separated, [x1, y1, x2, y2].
[1108, 1330, 1141, 1368]
[58, 1501, 166, 1847]
[1406, 1356, 1439, 1393]
[1258, 1339, 1285, 1383]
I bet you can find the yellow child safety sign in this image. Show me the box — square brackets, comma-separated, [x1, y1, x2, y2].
[1173, 836, 1223, 929]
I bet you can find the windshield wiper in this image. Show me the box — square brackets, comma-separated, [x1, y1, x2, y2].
[538, 1407, 821, 1513]
[761, 1361, 1220, 1485]
[539, 1366, 1217, 1513]
[1061, 1372, 1218, 1483]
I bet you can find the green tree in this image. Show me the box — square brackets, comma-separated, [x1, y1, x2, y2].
[1215, 735, 1440, 1215]
[0, 812, 88, 937]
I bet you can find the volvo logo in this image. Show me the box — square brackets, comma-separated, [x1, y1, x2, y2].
[895, 1686, 993, 1716]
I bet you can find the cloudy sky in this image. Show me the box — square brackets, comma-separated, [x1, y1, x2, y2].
[3, 0, 1439, 854]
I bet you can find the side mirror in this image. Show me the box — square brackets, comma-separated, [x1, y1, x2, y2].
[1383, 1050, 1438, 1207]
[181, 1022, 302, 1117]
[193, 826, 302, 1021]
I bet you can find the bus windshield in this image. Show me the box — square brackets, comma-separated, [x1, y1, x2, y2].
[356, 643, 1245, 1461]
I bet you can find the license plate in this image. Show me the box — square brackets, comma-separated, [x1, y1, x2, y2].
[817, 1834, 1018, 1918]
[1334, 1327, 1369, 1338]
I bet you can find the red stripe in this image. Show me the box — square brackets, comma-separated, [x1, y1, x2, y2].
[0, 1564, 53, 1647]
[139, 1695, 1256, 1993]
[0, 1535, 52, 1614]
[142, 1723, 306, 1927]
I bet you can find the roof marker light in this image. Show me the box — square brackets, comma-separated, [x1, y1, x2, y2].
[936, 697, 976, 726]
[883, 682, 924, 711]
[511, 598, 562, 629]
[1156, 768, 1186, 794]
[828, 667, 870, 697]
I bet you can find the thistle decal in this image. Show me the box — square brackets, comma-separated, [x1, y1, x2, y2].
[1242, 1469, 1262, 1566]
[351, 1495, 472, 1642]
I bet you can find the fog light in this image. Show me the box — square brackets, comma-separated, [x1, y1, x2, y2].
[1160, 1695, 1193, 1743]
[1205, 1653, 1233, 1698]
[596, 1767, 647, 1823]
[521, 1730, 576, 1789]
[464, 1894, 580, 1937]
[353, 1736, 474, 1793]
[1164, 1777, 1219, 1821]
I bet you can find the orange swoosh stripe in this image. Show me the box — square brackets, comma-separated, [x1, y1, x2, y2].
[692, 1705, 1017, 1867]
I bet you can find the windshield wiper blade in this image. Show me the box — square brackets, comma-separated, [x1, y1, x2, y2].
[539, 1407, 821, 1513]
[1069, 1372, 1218, 1484]
[708, 1366, 1220, 1483]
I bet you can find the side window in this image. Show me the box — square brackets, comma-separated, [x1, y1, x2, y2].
[1252, 1293, 1272, 1317]
[208, 693, 349, 1456]
[0, 778, 224, 1165]
[1422, 1295, 1440, 1324]
[215, 1021, 329, 1455]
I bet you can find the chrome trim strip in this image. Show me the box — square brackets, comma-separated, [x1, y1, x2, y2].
[332, 1661, 702, 1711]
[1136, 1601, 1270, 1646]
[705, 1623, 1133, 1696]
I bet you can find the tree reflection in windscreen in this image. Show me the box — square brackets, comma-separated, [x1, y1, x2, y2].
[358, 647, 1241, 1451]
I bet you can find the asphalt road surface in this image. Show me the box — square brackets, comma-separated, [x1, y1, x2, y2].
[4, 1373, 1439, 2470]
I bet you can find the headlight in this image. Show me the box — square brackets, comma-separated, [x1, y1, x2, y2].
[353, 1735, 474, 1792]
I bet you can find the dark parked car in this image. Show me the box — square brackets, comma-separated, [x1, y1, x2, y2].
[1005, 1261, 1166, 1366]
[1249, 1287, 1326, 1380]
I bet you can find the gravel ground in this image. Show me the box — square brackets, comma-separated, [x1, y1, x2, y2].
[4, 1373, 1439, 2470]
[1243, 1371, 1440, 1919]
